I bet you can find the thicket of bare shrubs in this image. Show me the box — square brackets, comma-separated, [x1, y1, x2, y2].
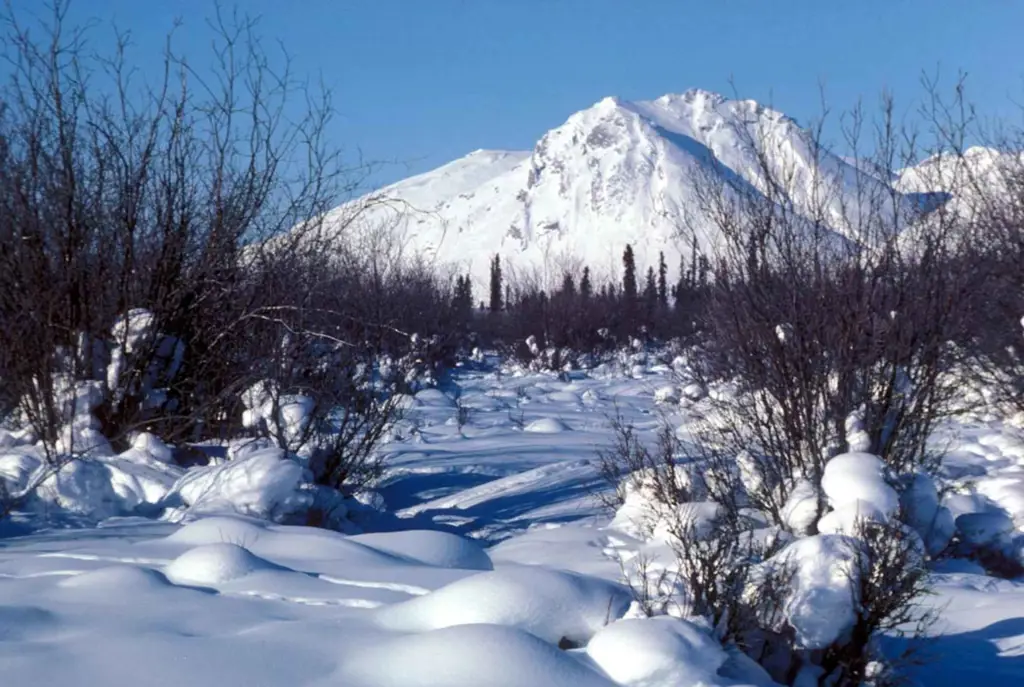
[596, 84, 1024, 685]
[0, 2, 469, 516]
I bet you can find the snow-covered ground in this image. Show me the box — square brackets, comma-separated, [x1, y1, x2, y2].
[2, 357, 1024, 685]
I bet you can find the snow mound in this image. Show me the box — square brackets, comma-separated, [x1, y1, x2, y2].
[59, 565, 170, 591]
[164, 542, 283, 585]
[821, 452, 898, 517]
[524, 417, 571, 434]
[586, 616, 728, 686]
[340, 623, 616, 687]
[167, 448, 313, 522]
[374, 567, 630, 645]
[127, 432, 175, 463]
[0, 605, 58, 642]
[349, 530, 493, 570]
[955, 511, 1015, 548]
[165, 515, 269, 547]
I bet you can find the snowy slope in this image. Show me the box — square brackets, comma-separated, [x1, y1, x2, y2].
[326, 89, 901, 288]
[895, 146, 1024, 217]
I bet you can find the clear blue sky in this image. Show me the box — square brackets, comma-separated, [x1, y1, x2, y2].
[17, 0, 1024, 187]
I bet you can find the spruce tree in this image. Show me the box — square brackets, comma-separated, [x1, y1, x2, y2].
[622, 245, 637, 302]
[489, 254, 503, 313]
[657, 252, 668, 308]
[561, 272, 576, 297]
[580, 266, 592, 301]
[644, 266, 658, 320]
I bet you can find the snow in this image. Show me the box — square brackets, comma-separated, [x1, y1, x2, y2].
[340, 624, 618, 687]
[768, 534, 860, 650]
[347, 530, 494, 570]
[164, 542, 284, 585]
[587, 616, 729, 686]
[165, 447, 315, 523]
[374, 566, 631, 645]
[820, 451, 899, 517]
[524, 417, 571, 433]
[2, 359, 1024, 685]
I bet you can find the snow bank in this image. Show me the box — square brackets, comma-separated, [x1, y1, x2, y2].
[340, 624, 616, 687]
[374, 567, 630, 645]
[586, 616, 728, 686]
[348, 530, 493, 570]
[164, 542, 283, 585]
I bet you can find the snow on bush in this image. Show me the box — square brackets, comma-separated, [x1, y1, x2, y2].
[373, 566, 630, 646]
[33, 459, 125, 518]
[240, 380, 316, 450]
[816, 452, 900, 535]
[759, 534, 860, 650]
[654, 385, 680, 405]
[340, 624, 618, 687]
[165, 447, 319, 524]
[820, 452, 899, 517]
[164, 542, 283, 585]
[780, 478, 820, 535]
[610, 465, 717, 541]
[955, 511, 1015, 548]
[106, 308, 184, 410]
[586, 616, 728, 686]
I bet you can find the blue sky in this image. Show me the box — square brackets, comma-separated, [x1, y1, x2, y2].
[19, 0, 1024, 187]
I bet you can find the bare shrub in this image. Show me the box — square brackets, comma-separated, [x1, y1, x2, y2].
[0, 2, 448, 517]
[676, 93, 977, 533]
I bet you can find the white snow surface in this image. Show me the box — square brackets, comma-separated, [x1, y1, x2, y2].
[2, 358, 1024, 685]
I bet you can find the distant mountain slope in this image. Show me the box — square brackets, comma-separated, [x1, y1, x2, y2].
[323, 89, 912, 287]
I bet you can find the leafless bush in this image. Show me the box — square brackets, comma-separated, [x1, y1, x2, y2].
[677, 92, 978, 532]
[0, 2, 453, 516]
[599, 417, 935, 686]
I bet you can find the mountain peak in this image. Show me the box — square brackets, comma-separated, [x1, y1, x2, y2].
[325, 88, 902, 288]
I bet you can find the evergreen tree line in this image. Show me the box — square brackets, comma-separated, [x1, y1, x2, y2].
[444, 242, 713, 362]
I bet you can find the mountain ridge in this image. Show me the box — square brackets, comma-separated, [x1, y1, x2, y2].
[322, 89, 968, 288]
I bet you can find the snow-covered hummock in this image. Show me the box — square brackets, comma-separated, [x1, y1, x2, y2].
[586, 616, 729, 686]
[318, 89, 900, 289]
[373, 566, 631, 646]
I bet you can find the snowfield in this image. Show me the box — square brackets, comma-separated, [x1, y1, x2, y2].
[2, 357, 1024, 685]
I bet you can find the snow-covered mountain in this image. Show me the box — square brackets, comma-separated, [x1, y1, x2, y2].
[325, 89, 905, 288]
